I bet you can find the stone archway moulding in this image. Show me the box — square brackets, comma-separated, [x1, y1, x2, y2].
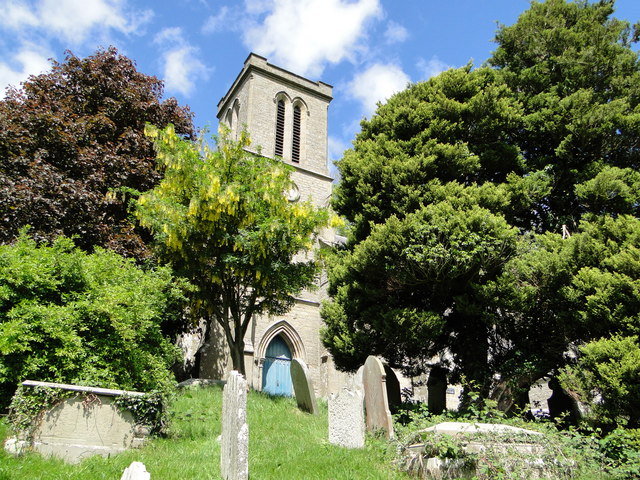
[255, 320, 306, 362]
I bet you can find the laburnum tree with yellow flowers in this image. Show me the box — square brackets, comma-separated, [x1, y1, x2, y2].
[135, 124, 332, 375]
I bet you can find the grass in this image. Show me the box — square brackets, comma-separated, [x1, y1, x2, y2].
[0, 385, 408, 480]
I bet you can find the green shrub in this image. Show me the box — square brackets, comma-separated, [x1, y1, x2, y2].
[0, 232, 190, 410]
[559, 335, 640, 430]
[599, 428, 640, 479]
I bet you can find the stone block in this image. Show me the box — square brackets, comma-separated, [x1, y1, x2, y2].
[328, 387, 365, 449]
[4, 380, 150, 464]
[291, 358, 318, 414]
[121, 461, 151, 480]
[220, 371, 249, 480]
[362, 356, 394, 439]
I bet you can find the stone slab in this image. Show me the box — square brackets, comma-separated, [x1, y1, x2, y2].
[423, 422, 542, 437]
[177, 378, 226, 389]
[291, 358, 318, 414]
[362, 356, 394, 438]
[328, 387, 365, 448]
[5, 381, 150, 464]
[121, 461, 151, 480]
[220, 371, 249, 480]
[21, 380, 145, 397]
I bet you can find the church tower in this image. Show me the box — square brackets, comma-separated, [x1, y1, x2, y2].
[200, 53, 340, 396]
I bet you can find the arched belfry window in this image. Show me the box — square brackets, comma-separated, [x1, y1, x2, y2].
[231, 100, 240, 140]
[291, 105, 301, 163]
[275, 99, 285, 157]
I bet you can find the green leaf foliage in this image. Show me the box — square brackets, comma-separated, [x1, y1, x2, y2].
[333, 66, 522, 243]
[560, 335, 640, 429]
[0, 232, 188, 410]
[491, 0, 640, 230]
[322, 202, 518, 382]
[483, 214, 640, 392]
[135, 125, 331, 375]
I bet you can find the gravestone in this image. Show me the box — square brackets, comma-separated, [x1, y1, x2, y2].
[427, 366, 448, 415]
[291, 358, 318, 414]
[329, 387, 365, 448]
[121, 461, 151, 480]
[362, 356, 394, 439]
[220, 371, 249, 480]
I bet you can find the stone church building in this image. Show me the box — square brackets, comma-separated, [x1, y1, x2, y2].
[195, 53, 553, 415]
[198, 53, 347, 398]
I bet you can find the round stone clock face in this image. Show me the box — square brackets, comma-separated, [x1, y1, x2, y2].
[286, 182, 300, 202]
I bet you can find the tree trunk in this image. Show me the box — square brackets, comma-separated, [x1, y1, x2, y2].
[230, 337, 246, 377]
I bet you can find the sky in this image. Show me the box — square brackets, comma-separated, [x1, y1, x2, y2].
[2, 0, 640, 171]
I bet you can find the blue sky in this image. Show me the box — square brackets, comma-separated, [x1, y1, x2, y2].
[2, 0, 639, 169]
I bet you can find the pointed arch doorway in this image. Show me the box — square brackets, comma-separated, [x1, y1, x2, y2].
[261, 335, 293, 396]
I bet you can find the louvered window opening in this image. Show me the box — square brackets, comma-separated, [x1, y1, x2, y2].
[275, 100, 285, 157]
[292, 106, 301, 162]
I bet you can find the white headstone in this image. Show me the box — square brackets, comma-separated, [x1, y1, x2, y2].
[329, 387, 365, 448]
[120, 461, 150, 480]
[221, 371, 249, 480]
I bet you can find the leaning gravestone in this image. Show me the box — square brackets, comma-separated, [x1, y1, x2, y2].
[362, 356, 395, 439]
[291, 358, 318, 414]
[329, 387, 365, 448]
[220, 371, 249, 480]
[121, 461, 151, 480]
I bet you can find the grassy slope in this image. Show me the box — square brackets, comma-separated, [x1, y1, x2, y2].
[0, 386, 408, 480]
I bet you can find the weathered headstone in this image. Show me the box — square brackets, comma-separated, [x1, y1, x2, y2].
[121, 461, 151, 480]
[362, 356, 394, 438]
[220, 371, 249, 480]
[328, 387, 365, 448]
[291, 358, 318, 414]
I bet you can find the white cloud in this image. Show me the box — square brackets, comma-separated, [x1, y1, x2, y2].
[384, 20, 408, 44]
[0, 1, 39, 29]
[243, 0, 382, 78]
[0, 0, 152, 93]
[417, 56, 453, 80]
[154, 28, 210, 97]
[0, 45, 51, 94]
[328, 135, 349, 163]
[202, 6, 231, 33]
[347, 63, 410, 116]
[1, 0, 152, 45]
[244, 0, 272, 15]
[154, 27, 184, 45]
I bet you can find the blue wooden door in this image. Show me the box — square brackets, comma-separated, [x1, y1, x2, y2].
[262, 335, 293, 396]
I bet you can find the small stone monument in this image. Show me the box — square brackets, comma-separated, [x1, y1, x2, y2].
[220, 371, 249, 480]
[329, 387, 365, 448]
[362, 356, 394, 438]
[4, 380, 151, 463]
[291, 358, 318, 414]
[121, 461, 151, 480]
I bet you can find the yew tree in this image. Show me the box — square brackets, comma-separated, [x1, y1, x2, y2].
[324, 66, 523, 394]
[0, 47, 193, 261]
[323, 0, 640, 408]
[135, 125, 331, 375]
